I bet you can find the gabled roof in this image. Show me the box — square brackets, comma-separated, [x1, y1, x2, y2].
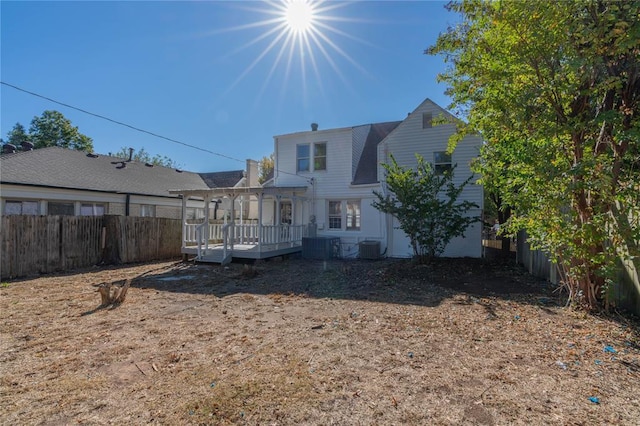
[352, 121, 402, 185]
[0, 146, 211, 197]
[198, 170, 244, 188]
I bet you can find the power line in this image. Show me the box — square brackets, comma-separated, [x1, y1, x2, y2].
[2, 81, 241, 163]
[1, 81, 304, 179]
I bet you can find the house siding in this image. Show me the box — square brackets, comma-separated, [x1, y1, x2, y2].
[274, 128, 386, 250]
[377, 99, 483, 258]
[273, 98, 483, 260]
[0, 184, 185, 219]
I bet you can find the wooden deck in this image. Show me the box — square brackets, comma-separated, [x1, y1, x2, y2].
[183, 242, 302, 264]
[181, 222, 307, 264]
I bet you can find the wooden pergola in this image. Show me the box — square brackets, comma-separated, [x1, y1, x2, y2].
[169, 186, 309, 264]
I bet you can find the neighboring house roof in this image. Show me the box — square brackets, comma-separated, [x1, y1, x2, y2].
[352, 121, 402, 185]
[0, 146, 211, 197]
[198, 170, 245, 188]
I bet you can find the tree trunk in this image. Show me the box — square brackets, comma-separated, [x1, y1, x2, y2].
[101, 215, 122, 265]
[500, 236, 511, 254]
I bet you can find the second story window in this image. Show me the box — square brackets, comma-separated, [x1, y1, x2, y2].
[314, 142, 326, 171]
[434, 151, 452, 175]
[297, 144, 310, 172]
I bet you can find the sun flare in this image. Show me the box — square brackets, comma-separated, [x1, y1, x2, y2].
[214, 1, 369, 104]
[284, 0, 315, 34]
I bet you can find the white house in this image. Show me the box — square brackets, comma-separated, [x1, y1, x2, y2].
[272, 97, 483, 258]
[377, 98, 484, 258]
[168, 97, 483, 264]
[272, 121, 401, 258]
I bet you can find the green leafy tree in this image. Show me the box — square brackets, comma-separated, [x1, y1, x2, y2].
[113, 147, 179, 168]
[5, 123, 30, 147]
[373, 154, 479, 262]
[471, 147, 513, 253]
[29, 110, 93, 151]
[258, 153, 275, 184]
[428, 0, 640, 310]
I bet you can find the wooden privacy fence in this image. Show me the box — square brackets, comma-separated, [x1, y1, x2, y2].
[102, 215, 182, 264]
[1, 215, 103, 279]
[516, 231, 640, 315]
[1, 215, 182, 279]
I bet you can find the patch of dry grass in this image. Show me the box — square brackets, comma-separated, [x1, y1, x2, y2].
[1, 259, 639, 425]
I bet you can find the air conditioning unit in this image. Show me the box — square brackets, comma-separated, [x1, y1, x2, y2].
[302, 236, 340, 260]
[359, 240, 380, 260]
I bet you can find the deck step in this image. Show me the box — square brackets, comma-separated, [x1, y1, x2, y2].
[197, 250, 232, 265]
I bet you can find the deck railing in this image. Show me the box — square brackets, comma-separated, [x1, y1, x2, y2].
[222, 224, 230, 261]
[188, 221, 307, 260]
[235, 224, 307, 246]
[185, 223, 224, 245]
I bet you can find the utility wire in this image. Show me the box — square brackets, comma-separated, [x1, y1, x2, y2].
[1, 81, 305, 180]
[1, 81, 242, 163]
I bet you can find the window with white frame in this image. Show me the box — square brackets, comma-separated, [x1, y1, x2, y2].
[434, 151, 452, 175]
[297, 142, 327, 172]
[48, 202, 74, 216]
[297, 144, 310, 172]
[4, 200, 39, 215]
[140, 204, 156, 217]
[280, 201, 292, 224]
[328, 201, 342, 229]
[346, 200, 361, 231]
[314, 142, 326, 171]
[80, 203, 105, 216]
[328, 200, 361, 231]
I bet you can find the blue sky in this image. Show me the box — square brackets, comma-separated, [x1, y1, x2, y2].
[1, 1, 459, 173]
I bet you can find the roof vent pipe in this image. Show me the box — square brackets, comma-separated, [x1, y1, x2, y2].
[311, 123, 318, 131]
[128, 147, 134, 161]
[2, 144, 17, 154]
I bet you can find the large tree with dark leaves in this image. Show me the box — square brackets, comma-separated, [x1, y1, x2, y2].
[28, 110, 93, 151]
[428, 0, 639, 310]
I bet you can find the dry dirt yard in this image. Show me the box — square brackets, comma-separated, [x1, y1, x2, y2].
[1, 256, 639, 425]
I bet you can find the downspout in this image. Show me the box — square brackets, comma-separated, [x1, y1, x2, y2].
[125, 194, 130, 216]
[381, 143, 390, 256]
[258, 192, 264, 254]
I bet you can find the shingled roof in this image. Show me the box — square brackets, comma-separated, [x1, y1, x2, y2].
[198, 170, 244, 188]
[0, 147, 211, 197]
[352, 121, 402, 185]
